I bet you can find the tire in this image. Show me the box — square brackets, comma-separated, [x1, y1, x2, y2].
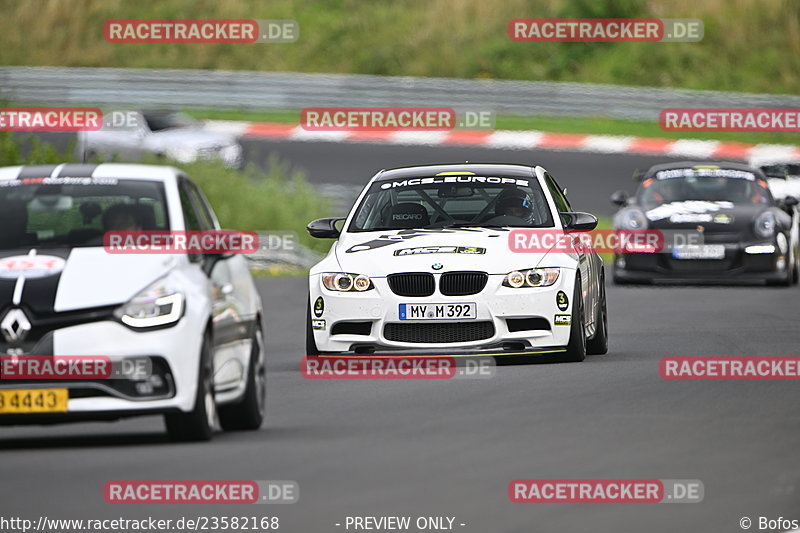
[562, 274, 587, 362]
[767, 268, 793, 287]
[306, 300, 320, 356]
[218, 322, 266, 431]
[586, 274, 609, 355]
[165, 332, 217, 442]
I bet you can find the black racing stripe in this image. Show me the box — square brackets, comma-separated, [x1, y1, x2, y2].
[56, 164, 99, 178]
[17, 248, 72, 315]
[17, 165, 59, 179]
[0, 249, 33, 315]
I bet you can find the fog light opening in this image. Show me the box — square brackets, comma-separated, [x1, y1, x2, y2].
[353, 345, 376, 354]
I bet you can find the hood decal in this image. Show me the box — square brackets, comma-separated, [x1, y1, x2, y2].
[345, 227, 507, 253]
[0, 248, 71, 315]
[646, 201, 734, 222]
[393, 246, 486, 256]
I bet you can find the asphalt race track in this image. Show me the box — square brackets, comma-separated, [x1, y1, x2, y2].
[1, 140, 798, 532]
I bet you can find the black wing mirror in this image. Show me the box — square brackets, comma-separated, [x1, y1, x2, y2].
[610, 190, 629, 206]
[632, 168, 644, 181]
[307, 217, 345, 239]
[561, 212, 598, 231]
[783, 196, 799, 208]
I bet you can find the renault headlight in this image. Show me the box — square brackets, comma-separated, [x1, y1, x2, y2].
[322, 273, 374, 292]
[116, 279, 185, 328]
[503, 268, 560, 288]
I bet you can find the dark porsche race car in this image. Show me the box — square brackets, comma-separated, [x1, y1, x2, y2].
[610, 162, 799, 285]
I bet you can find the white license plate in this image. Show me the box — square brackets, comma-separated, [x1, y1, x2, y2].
[399, 303, 477, 320]
[672, 244, 725, 260]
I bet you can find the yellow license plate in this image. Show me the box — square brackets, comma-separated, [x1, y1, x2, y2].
[0, 389, 68, 414]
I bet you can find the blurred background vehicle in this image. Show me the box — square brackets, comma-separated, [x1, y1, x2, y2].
[76, 110, 242, 168]
[747, 155, 800, 201]
[611, 162, 799, 285]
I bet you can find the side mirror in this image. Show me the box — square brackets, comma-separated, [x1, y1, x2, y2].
[560, 212, 598, 231]
[783, 196, 799, 207]
[632, 168, 644, 181]
[307, 217, 345, 239]
[610, 190, 629, 206]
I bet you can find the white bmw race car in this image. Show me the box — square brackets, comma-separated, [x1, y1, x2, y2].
[306, 164, 607, 362]
[0, 163, 264, 441]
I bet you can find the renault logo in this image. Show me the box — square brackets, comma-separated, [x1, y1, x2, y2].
[1, 308, 31, 343]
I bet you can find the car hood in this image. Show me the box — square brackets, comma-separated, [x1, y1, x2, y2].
[333, 228, 557, 275]
[641, 201, 771, 234]
[148, 128, 237, 149]
[0, 248, 177, 313]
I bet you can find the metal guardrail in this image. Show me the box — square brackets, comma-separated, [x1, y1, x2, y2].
[2, 66, 800, 121]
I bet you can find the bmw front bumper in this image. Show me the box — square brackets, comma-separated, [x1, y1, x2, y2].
[308, 270, 578, 356]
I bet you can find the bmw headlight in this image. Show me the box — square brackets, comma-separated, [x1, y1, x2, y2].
[503, 268, 560, 288]
[116, 279, 185, 328]
[322, 273, 374, 292]
[621, 209, 648, 230]
[754, 211, 776, 239]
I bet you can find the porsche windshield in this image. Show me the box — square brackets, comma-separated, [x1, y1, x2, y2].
[638, 168, 773, 209]
[349, 176, 554, 231]
[0, 177, 169, 250]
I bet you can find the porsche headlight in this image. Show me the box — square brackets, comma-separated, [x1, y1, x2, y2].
[116, 279, 184, 328]
[322, 272, 374, 292]
[621, 209, 648, 230]
[503, 268, 560, 288]
[754, 211, 776, 238]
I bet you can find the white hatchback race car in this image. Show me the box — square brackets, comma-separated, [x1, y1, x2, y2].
[306, 163, 607, 362]
[747, 154, 800, 201]
[0, 163, 264, 441]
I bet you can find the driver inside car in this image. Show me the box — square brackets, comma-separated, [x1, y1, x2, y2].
[494, 188, 535, 223]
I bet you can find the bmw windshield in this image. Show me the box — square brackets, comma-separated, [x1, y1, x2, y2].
[0, 177, 170, 250]
[638, 168, 773, 210]
[348, 175, 555, 232]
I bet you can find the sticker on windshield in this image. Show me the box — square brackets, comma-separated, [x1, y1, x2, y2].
[0, 255, 66, 279]
[379, 176, 529, 190]
[0, 177, 118, 187]
[654, 168, 755, 180]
